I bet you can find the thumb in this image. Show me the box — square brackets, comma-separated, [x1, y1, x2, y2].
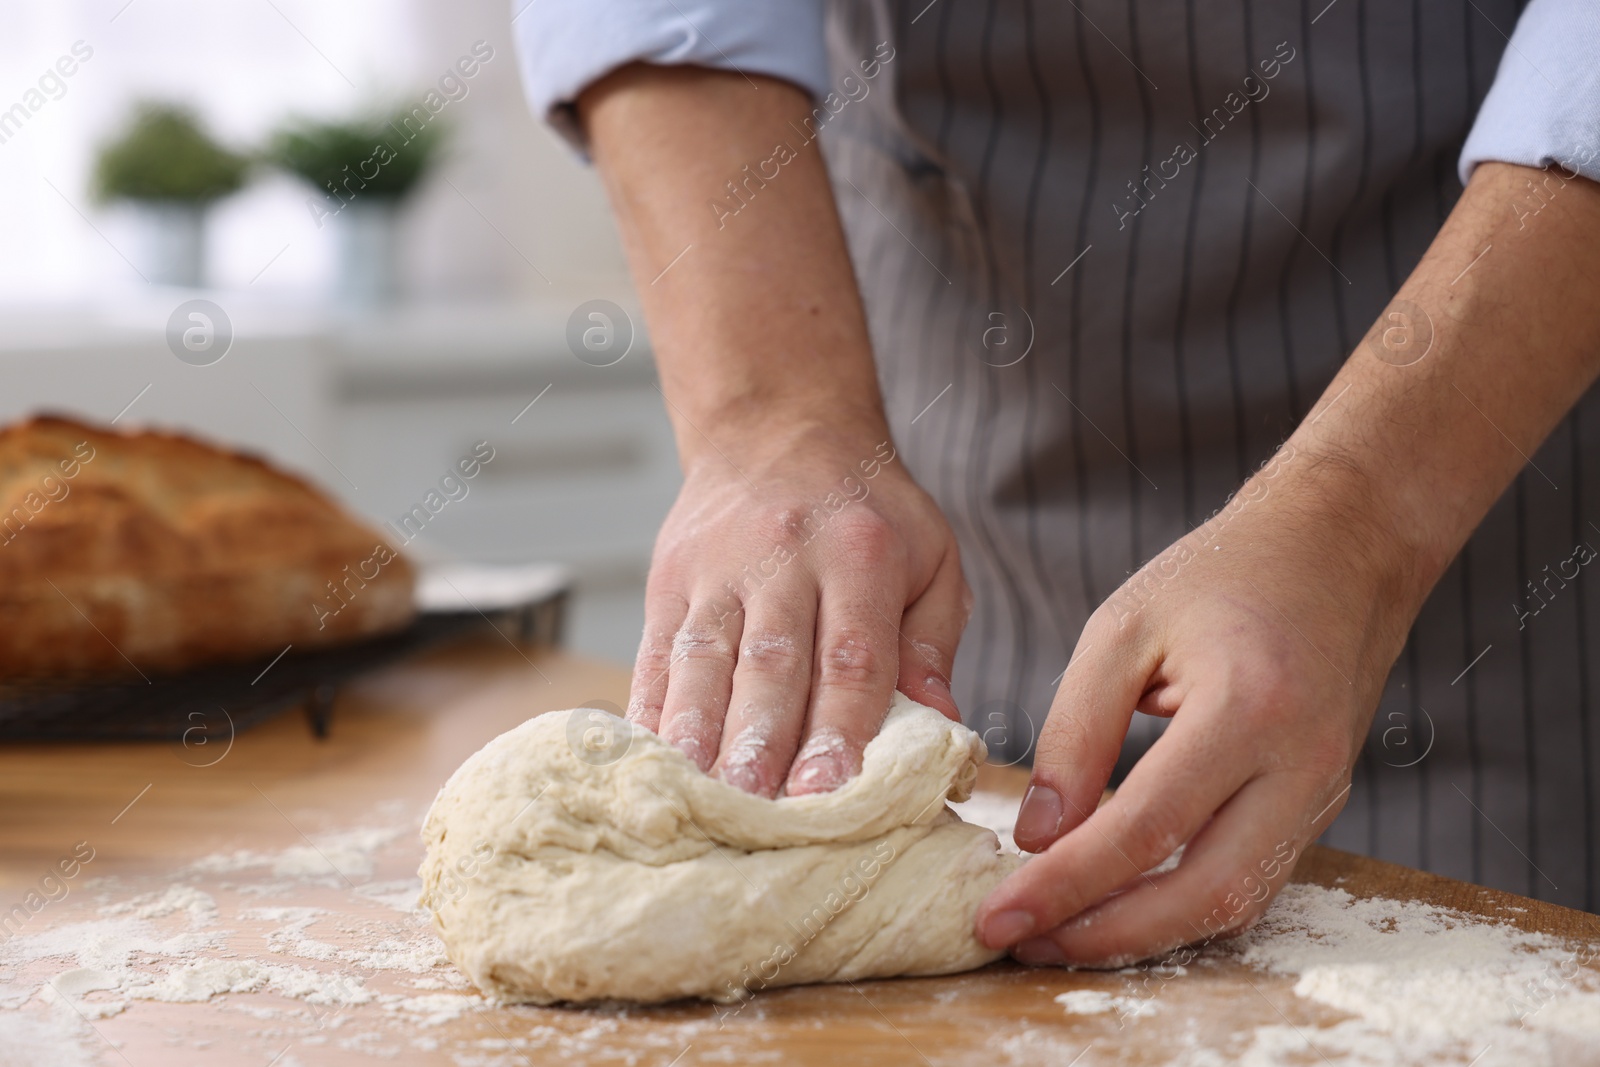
[1013, 607, 1158, 853]
[893, 546, 969, 721]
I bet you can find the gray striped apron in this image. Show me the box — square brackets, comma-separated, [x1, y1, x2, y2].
[818, 0, 1598, 910]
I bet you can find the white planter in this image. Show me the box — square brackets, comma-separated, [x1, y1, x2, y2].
[132, 201, 206, 288]
[336, 199, 400, 307]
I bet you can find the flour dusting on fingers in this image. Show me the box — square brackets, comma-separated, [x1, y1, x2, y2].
[788, 725, 853, 793]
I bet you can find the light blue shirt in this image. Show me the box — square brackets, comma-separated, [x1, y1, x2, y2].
[512, 0, 828, 152]
[1459, 0, 1600, 182]
[512, 0, 1599, 184]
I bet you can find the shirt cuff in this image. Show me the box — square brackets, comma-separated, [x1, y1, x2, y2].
[1459, 0, 1600, 184]
[511, 0, 829, 155]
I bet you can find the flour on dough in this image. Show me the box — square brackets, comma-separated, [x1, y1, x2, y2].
[419, 693, 1023, 1004]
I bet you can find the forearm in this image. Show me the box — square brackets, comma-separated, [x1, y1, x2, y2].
[578, 64, 887, 470]
[577, 63, 969, 779]
[1279, 161, 1600, 616]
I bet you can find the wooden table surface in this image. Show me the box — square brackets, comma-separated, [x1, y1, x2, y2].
[1, 635, 1597, 1066]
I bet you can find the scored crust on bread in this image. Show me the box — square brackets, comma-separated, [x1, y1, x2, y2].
[0, 414, 416, 680]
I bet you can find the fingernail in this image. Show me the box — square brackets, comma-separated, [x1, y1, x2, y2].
[790, 753, 846, 793]
[670, 735, 708, 768]
[1012, 936, 1066, 966]
[1014, 784, 1064, 847]
[720, 761, 762, 794]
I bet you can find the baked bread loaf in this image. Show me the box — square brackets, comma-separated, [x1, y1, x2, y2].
[0, 415, 415, 679]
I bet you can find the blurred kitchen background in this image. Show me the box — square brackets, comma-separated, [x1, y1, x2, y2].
[0, 0, 677, 666]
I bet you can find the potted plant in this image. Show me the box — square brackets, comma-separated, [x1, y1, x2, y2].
[268, 108, 445, 306]
[93, 103, 248, 288]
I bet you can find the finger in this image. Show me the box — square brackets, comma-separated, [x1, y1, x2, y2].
[712, 578, 817, 797]
[1134, 680, 1184, 719]
[893, 545, 969, 722]
[1009, 771, 1317, 967]
[1012, 613, 1158, 854]
[655, 593, 743, 772]
[627, 589, 691, 731]
[976, 704, 1254, 949]
[784, 523, 903, 796]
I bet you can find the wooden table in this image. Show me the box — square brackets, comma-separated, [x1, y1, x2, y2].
[1, 636, 1597, 1066]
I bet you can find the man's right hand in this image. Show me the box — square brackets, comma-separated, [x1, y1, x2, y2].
[578, 64, 967, 795]
[627, 428, 968, 798]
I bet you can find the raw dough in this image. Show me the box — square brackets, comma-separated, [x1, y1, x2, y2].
[419, 693, 1023, 1004]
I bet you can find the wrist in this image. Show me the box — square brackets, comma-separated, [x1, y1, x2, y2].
[1251, 443, 1442, 635]
[672, 405, 894, 481]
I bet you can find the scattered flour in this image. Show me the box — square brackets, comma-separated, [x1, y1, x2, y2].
[255, 906, 343, 962]
[41, 969, 125, 1020]
[187, 827, 402, 884]
[343, 936, 450, 974]
[357, 878, 426, 913]
[1056, 989, 1158, 1019]
[997, 1026, 1096, 1065]
[103, 884, 219, 924]
[381, 992, 483, 1027]
[0, 1004, 98, 1067]
[247, 904, 447, 973]
[5, 915, 220, 971]
[126, 958, 375, 1007]
[1222, 883, 1600, 1065]
[0, 818, 456, 1063]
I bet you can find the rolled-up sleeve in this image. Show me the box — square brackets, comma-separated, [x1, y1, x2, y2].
[1459, 0, 1600, 183]
[511, 0, 830, 153]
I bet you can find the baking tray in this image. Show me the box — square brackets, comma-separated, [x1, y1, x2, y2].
[0, 563, 569, 743]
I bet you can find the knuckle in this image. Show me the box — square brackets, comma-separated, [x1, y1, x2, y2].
[633, 641, 674, 677]
[630, 630, 668, 662]
[671, 626, 735, 664]
[632, 616, 680, 677]
[831, 511, 899, 564]
[625, 695, 662, 724]
[817, 630, 886, 690]
[766, 506, 820, 546]
[737, 632, 806, 676]
[625, 676, 665, 723]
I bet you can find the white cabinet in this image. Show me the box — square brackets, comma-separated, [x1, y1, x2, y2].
[332, 375, 679, 574]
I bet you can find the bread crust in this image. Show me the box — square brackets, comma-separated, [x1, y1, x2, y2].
[0, 415, 415, 679]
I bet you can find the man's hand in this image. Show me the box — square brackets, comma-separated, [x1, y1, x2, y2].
[627, 430, 966, 797]
[974, 457, 1403, 964]
[976, 160, 1600, 966]
[579, 65, 967, 793]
